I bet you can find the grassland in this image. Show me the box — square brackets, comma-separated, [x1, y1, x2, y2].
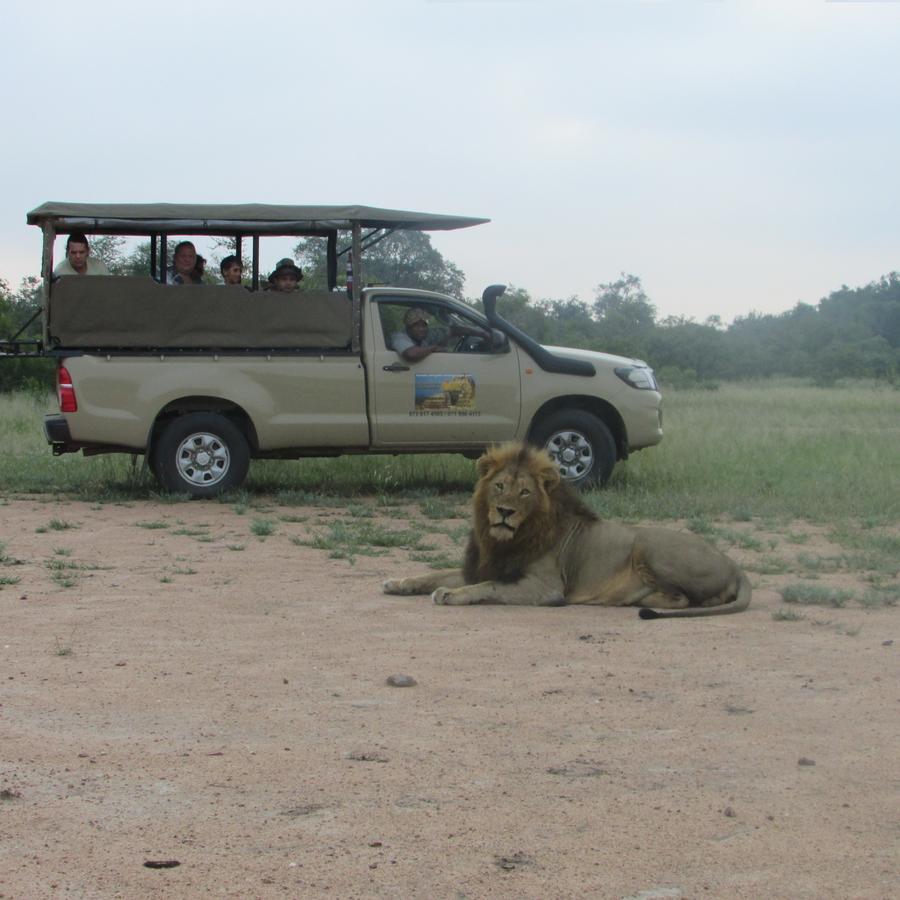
[0, 380, 897, 528]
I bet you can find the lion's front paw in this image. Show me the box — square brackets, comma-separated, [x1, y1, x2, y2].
[431, 587, 453, 605]
[383, 578, 406, 595]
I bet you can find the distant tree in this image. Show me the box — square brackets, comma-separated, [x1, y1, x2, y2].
[294, 230, 465, 296]
[87, 236, 127, 273]
[591, 273, 657, 357]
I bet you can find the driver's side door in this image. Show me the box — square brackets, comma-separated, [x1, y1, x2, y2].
[369, 297, 522, 445]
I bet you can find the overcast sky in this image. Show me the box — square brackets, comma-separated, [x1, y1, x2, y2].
[3, 1, 898, 322]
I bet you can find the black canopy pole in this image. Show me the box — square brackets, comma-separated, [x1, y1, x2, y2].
[252, 236, 260, 291]
[160, 233, 168, 282]
[351, 223, 361, 354]
[41, 222, 55, 345]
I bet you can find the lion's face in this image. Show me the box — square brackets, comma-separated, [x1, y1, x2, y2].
[474, 444, 561, 545]
[484, 468, 542, 541]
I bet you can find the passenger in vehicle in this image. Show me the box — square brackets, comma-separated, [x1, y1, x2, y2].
[166, 241, 201, 285]
[268, 258, 303, 293]
[194, 254, 208, 282]
[52, 232, 110, 277]
[220, 255, 244, 286]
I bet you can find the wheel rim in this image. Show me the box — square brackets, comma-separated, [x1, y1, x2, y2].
[175, 431, 230, 487]
[544, 429, 594, 481]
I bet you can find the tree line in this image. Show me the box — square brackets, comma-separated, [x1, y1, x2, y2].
[1, 232, 897, 392]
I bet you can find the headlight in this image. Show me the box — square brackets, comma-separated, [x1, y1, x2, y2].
[615, 366, 658, 390]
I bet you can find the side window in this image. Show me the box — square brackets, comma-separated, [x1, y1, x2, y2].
[378, 301, 491, 355]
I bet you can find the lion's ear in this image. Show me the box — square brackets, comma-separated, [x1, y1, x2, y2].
[538, 461, 561, 494]
[476, 451, 499, 479]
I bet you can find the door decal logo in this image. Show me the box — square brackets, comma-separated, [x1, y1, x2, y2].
[412, 374, 480, 416]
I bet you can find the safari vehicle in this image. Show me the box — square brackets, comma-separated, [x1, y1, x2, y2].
[8, 202, 662, 496]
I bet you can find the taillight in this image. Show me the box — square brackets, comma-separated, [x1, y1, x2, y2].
[58, 365, 78, 413]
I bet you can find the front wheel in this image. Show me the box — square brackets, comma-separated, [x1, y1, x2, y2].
[530, 411, 617, 489]
[151, 413, 250, 497]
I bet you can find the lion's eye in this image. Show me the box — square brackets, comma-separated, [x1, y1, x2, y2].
[494, 482, 504, 493]
[520, 488, 531, 497]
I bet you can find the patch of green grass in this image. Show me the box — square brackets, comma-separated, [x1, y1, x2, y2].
[772, 608, 805, 621]
[50, 573, 77, 588]
[785, 531, 811, 545]
[744, 556, 790, 575]
[2, 383, 898, 525]
[343, 503, 375, 519]
[53, 547, 73, 556]
[53, 636, 74, 656]
[686, 517, 716, 536]
[781, 583, 853, 607]
[0, 542, 24, 566]
[294, 519, 434, 563]
[46, 559, 110, 573]
[440, 524, 472, 544]
[419, 497, 465, 520]
[408, 551, 462, 569]
[797, 553, 842, 575]
[0, 574, 22, 588]
[727, 531, 766, 552]
[171, 526, 210, 537]
[226, 543, 246, 551]
[172, 566, 197, 576]
[250, 518, 277, 538]
[159, 575, 174, 583]
[279, 514, 308, 524]
[859, 585, 898, 607]
[830, 524, 900, 577]
[135, 520, 168, 530]
[36, 518, 79, 534]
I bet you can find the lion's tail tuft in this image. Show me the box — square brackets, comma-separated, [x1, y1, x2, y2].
[638, 608, 662, 620]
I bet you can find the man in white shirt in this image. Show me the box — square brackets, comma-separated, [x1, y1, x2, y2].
[53, 233, 110, 277]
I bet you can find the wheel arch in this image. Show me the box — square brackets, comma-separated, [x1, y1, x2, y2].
[147, 396, 259, 458]
[526, 395, 628, 460]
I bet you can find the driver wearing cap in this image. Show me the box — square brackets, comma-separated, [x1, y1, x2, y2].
[390, 307, 450, 362]
[391, 307, 491, 363]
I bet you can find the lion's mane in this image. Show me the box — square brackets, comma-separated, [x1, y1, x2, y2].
[463, 443, 597, 584]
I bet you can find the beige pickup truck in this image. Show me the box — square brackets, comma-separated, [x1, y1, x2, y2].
[22, 203, 662, 496]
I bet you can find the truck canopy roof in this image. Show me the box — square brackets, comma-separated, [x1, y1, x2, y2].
[26, 203, 489, 236]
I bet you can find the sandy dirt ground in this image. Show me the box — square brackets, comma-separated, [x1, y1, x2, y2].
[0, 497, 897, 900]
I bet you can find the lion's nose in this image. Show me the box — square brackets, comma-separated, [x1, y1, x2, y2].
[496, 506, 515, 520]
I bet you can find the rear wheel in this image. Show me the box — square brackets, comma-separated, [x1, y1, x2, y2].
[152, 413, 250, 497]
[530, 410, 617, 489]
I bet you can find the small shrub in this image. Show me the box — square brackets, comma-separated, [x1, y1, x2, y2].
[781, 583, 852, 607]
[772, 608, 805, 621]
[250, 518, 276, 537]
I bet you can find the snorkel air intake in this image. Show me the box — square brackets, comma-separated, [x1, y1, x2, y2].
[482, 284, 595, 377]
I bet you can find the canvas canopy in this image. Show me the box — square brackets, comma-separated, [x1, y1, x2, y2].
[27, 203, 489, 235]
[49, 277, 353, 350]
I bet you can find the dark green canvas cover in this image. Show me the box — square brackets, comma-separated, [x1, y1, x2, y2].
[49, 278, 352, 350]
[28, 203, 489, 235]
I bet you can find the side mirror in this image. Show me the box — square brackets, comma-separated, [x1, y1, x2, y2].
[491, 328, 509, 353]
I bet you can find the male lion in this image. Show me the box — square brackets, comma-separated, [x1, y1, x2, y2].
[383, 443, 751, 619]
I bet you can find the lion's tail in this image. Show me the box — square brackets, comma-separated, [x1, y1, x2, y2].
[638, 572, 752, 620]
